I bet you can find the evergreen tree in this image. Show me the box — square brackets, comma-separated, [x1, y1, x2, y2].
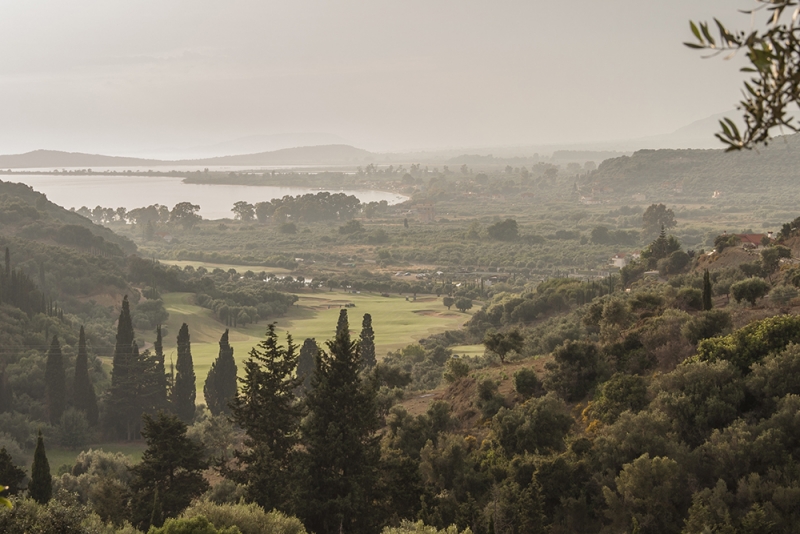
[228, 324, 303, 510]
[359, 313, 377, 371]
[73, 326, 99, 426]
[129, 412, 208, 530]
[172, 323, 196, 423]
[152, 325, 169, 411]
[44, 335, 66, 425]
[0, 447, 26, 496]
[204, 329, 238, 416]
[295, 338, 318, 396]
[300, 310, 382, 534]
[108, 295, 137, 439]
[28, 431, 52, 504]
[703, 269, 713, 311]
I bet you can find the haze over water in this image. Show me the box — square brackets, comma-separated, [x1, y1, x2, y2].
[5, 175, 406, 220]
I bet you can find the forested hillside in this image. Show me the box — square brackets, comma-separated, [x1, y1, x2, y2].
[588, 133, 800, 196]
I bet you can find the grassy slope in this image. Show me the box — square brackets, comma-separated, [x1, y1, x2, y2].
[48, 442, 146, 474]
[159, 290, 474, 398]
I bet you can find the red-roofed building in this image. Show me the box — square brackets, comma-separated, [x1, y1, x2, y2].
[736, 233, 769, 249]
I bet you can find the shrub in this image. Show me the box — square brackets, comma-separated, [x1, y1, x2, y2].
[513, 367, 543, 399]
[181, 500, 307, 534]
[731, 278, 770, 305]
[443, 358, 470, 383]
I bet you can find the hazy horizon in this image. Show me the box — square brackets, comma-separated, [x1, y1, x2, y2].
[0, 1, 752, 156]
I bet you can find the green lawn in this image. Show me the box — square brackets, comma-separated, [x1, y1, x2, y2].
[48, 442, 147, 474]
[450, 344, 486, 357]
[158, 290, 474, 396]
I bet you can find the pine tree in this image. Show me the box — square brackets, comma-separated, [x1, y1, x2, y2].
[300, 310, 382, 534]
[0, 447, 26, 495]
[73, 326, 99, 426]
[295, 338, 318, 396]
[227, 324, 303, 510]
[172, 323, 196, 423]
[28, 431, 52, 504]
[128, 412, 208, 530]
[703, 269, 713, 311]
[359, 313, 377, 371]
[44, 335, 66, 425]
[204, 329, 238, 416]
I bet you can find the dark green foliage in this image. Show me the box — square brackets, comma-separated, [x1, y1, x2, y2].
[108, 295, 137, 438]
[73, 326, 98, 426]
[227, 324, 302, 510]
[129, 412, 209, 530]
[172, 323, 196, 423]
[442, 296, 454, 310]
[731, 277, 770, 305]
[513, 367, 544, 399]
[148, 516, 240, 534]
[696, 314, 800, 373]
[0, 447, 25, 496]
[476, 379, 506, 419]
[153, 325, 169, 411]
[295, 338, 317, 396]
[28, 431, 51, 504]
[483, 330, 523, 363]
[486, 219, 518, 241]
[204, 329, 238, 416]
[359, 313, 377, 371]
[493, 394, 572, 456]
[543, 340, 602, 402]
[702, 269, 713, 311]
[682, 309, 732, 345]
[44, 335, 65, 425]
[642, 203, 677, 237]
[454, 297, 472, 313]
[587, 373, 648, 424]
[300, 310, 382, 534]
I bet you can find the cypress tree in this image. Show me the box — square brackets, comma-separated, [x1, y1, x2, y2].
[359, 313, 377, 371]
[108, 296, 137, 439]
[204, 329, 238, 416]
[703, 269, 713, 311]
[44, 335, 66, 425]
[228, 324, 303, 510]
[73, 326, 99, 426]
[295, 338, 318, 396]
[172, 323, 196, 423]
[152, 325, 169, 411]
[0, 446, 26, 495]
[28, 431, 52, 504]
[300, 309, 382, 534]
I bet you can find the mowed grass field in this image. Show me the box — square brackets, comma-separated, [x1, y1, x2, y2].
[159, 290, 474, 397]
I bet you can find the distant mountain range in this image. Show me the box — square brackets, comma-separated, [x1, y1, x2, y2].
[0, 144, 376, 169]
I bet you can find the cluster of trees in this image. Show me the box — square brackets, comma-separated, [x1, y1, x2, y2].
[252, 192, 361, 223]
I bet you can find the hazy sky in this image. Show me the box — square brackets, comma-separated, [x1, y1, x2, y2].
[0, 0, 755, 155]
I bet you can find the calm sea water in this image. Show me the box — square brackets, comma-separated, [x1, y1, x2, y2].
[4, 175, 407, 220]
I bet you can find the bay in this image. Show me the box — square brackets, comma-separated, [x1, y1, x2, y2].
[4, 175, 406, 220]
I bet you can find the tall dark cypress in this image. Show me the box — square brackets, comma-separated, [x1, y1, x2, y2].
[295, 338, 318, 396]
[172, 323, 196, 423]
[204, 329, 237, 416]
[702, 269, 713, 311]
[73, 326, 99, 426]
[44, 335, 66, 425]
[108, 296, 138, 439]
[359, 313, 377, 371]
[152, 325, 169, 411]
[0, 446, 26, 495]
[300, 309, 381, 534]
[28, 431, 52, 504]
